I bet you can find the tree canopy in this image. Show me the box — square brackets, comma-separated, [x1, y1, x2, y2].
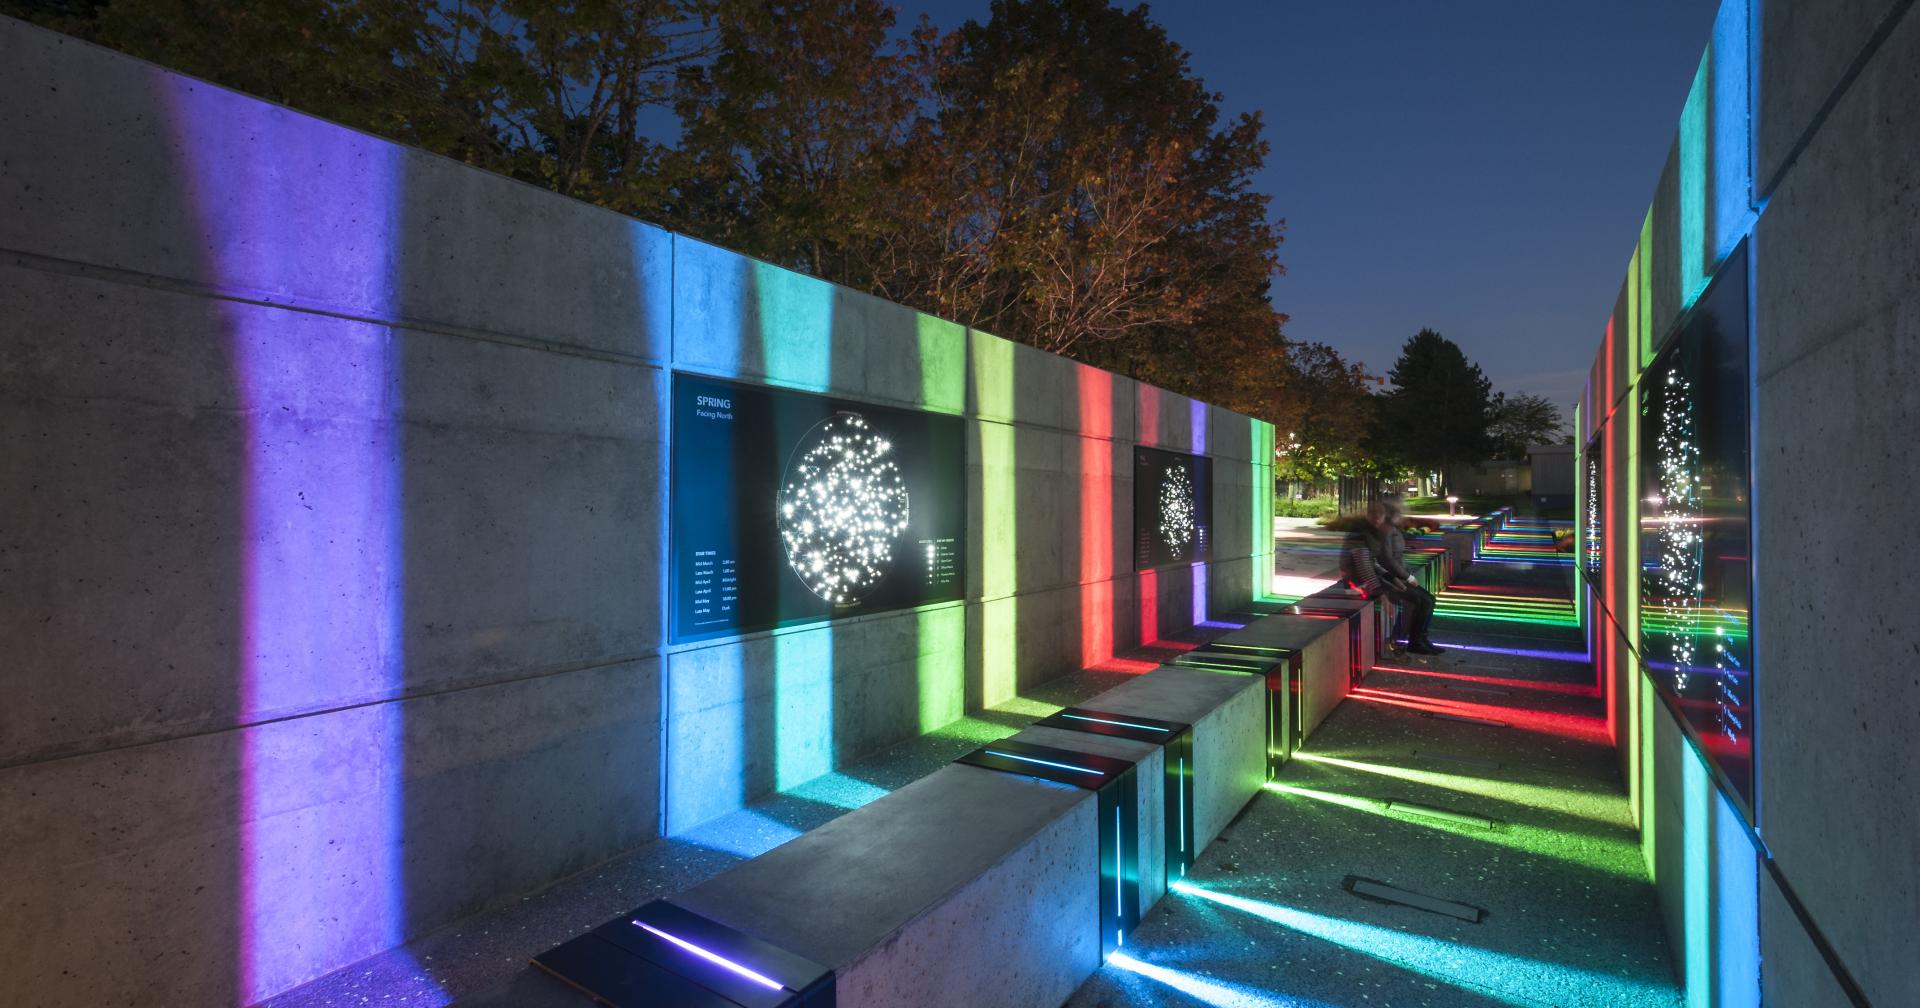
[1277, 341, 1379, 480]
[1487, 392, 1568, 458]
[9, 0, 1298, 425]
[1370, 328, 1495, 488]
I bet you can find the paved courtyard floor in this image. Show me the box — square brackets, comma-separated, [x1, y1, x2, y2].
[1065, 521, 1681, 1008]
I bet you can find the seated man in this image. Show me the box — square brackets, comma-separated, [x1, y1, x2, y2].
[1339, 500, 1444, 656]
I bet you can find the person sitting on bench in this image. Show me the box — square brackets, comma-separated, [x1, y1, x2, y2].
[1339, 500, 1444, 656]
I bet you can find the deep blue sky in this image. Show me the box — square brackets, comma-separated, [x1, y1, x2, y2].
[889, 0, 1722, 420]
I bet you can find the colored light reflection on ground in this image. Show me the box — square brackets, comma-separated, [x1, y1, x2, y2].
[1371, 664, 1598, 698]
[1348, 685, 1609, 743]
[1292, 752, 1616, 821]
[1106, 951, 1335, 1008]
[1169, 883, 1671, 1004]
[1262, 782, 1641, 879]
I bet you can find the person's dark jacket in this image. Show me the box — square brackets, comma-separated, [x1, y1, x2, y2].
[1340, 523, 1390, 597]
[1379, 524, 1413, 584]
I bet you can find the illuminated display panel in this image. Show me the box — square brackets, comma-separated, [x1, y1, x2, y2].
[1637, 240, 1752, 809]
[671, 373, 965, 642]
[1133, 446, 1213, 571]
[1582, 433, 1603, 582]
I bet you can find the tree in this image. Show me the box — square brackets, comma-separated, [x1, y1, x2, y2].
[1279, 341, 1378, 480]
[1371, 329, 1495, 490]
[666, 0, 918, 276]
[877, 0, 1284, 363]
[1487, 392, 1567, 458]
[6, 0, 722, 212]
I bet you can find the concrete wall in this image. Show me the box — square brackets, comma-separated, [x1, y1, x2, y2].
[0, 18, 1274, 1007]
[1576, 1, 1917, 1003]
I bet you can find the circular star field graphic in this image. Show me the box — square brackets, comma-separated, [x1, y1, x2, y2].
[777, 411, 911, 605]
[1160, 463, 1196, 551]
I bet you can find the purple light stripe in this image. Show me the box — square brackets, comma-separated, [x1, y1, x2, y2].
[634, 922, 787, 992]
[167, 84, 411, 1001]
[1427, 640, 1592, 664]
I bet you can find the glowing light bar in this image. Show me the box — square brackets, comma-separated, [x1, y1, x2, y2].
[1059, 712, 1170, 733]
[983, 749, 1105, 776]
[633, 922, 786, 992]
[1272, 574, 1341, 597]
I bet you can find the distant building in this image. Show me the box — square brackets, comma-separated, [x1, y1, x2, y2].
[1527, 442, 1574, 512]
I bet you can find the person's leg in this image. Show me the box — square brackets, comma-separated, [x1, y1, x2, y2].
[1406, 585, 1441, 653]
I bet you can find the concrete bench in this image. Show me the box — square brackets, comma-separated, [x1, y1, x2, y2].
[1204, 613, 1353, 742]
[669, 763, 1099, 1008]
[529, 665, 1264, 1008]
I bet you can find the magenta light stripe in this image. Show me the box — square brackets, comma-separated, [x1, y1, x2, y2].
[634, 922, 787, 992]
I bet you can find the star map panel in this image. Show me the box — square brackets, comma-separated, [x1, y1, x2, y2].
[1637, 239, 1753, 811]
[1133, 446, 1213, 571]
[672, 373, 965, 643]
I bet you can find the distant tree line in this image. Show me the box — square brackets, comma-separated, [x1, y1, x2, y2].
[7, 0, 1566, 479]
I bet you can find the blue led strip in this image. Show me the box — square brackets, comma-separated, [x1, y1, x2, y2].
[982, 749, 1106, 776]
[1060, 712, 1171, 734]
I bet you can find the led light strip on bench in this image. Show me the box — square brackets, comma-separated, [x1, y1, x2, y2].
[532, 898, 834, 1007]
[955, 739, 1141, 960]
[1035, 707, 1198, 883]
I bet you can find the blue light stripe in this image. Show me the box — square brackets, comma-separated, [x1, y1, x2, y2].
[983, 750, 1105, 776]
[1061, 712, 1171, 733]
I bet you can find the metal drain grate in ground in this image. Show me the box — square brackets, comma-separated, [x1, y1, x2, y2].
[1342, 875, 1486, 923]
[1410, 749, 1504, 771]
[1384, 800, 1499, 830]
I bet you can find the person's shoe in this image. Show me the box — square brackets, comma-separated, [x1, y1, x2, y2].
[1408, 641, 1447, 656]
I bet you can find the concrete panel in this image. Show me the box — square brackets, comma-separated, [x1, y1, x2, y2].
[675, 764, 1097, 1007]
[1648, 695, 1689, 979]
[1759, 871, 1857, 1008]
[1751, 11, 1920, 1003]
[1133, 382, 1202, 452]
[663, 605, 968, 831]
[1757, 0, 1907, 191]
[0, 19, 670, 361]
[1206, 404, 1254, 461]
[0, 659, 656, 1007]
[1072, 666, 1264, 849]
[968, 329, 1080, 431]
[671, 237, 852, 393]
[0, 267, 663, 762]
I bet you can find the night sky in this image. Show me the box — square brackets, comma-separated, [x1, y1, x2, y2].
[889, 0, 1723, 421]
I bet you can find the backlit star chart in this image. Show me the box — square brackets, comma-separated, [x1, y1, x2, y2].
[777, 412, 910, 605]
[1159, 464, 1196, 551]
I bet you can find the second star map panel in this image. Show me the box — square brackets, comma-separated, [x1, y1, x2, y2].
[1133, 445, 1213, 571]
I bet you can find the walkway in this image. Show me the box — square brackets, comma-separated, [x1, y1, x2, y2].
[1065, 520, 1683, 1008]
[266, 520, 1679, 1008]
